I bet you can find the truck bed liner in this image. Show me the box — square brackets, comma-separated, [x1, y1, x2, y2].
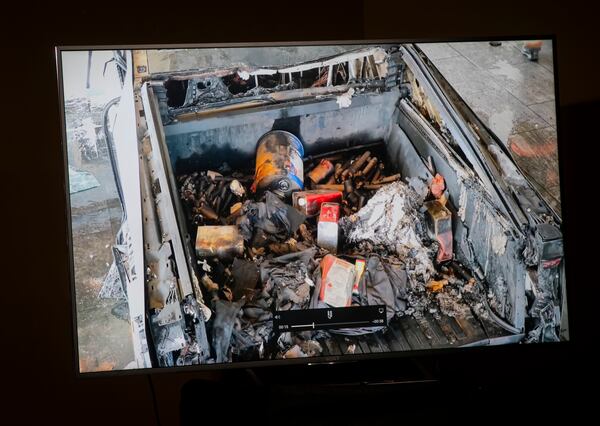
[317, 311, 518, 356]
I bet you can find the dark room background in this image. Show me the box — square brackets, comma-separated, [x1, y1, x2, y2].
[4, 1, 597, 424]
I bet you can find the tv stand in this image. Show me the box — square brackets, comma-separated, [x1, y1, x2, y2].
[181, 357, 442, 425]
[180, 343, 574, 424]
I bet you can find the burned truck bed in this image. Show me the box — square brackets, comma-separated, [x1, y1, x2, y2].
[174, 137, 520, 361]
[135, 45, 563, 367]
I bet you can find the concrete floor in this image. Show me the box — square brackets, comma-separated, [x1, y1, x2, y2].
[66, 102, 135, 373]
[418, 40, 561, 214]
[148, 45, 366, 73]
[70, 157, 135, 373]
[63, 54, 136, 373]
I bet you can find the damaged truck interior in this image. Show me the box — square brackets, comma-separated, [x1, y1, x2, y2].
[65, 43, 567, 372]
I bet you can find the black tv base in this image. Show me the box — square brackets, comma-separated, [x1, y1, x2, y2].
[181, 357, 440, 425]
[180, 342, 577, 424]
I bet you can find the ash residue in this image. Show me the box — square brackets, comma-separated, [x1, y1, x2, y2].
[436, 290, 469, 318]
[340, 181, 435, 284]
[339, 180, 485, 322]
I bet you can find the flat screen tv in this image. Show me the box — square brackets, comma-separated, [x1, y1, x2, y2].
[57, 39, 567, 374]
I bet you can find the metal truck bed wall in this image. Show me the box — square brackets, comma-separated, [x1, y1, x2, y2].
[393, 102, 524, 332]
[163, 89, 400, 174]
[158, 87, 524, 334]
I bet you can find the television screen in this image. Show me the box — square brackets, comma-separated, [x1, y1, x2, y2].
[58, 40, 566, 374]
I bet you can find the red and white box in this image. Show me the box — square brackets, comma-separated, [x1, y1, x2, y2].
[292, 190, 342, 217]
[319, 254, 355, 307]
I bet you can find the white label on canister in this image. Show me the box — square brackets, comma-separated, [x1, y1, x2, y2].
[317, 221, 338, 253]
[287, 136, 304, 188]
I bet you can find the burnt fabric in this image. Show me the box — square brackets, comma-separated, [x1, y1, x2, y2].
[239, 191, 306, 247]
[212, 299, 244, 363]
[259, 249, 317, 311]
[366, 256, 408, 321]
[229, 249, 318, 360]
[231, 258, 260, 301]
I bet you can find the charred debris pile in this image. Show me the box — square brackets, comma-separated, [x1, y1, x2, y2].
[176, 130, 489, 362]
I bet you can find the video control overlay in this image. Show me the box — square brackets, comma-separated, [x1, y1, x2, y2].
[273, 306, 387, 333]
